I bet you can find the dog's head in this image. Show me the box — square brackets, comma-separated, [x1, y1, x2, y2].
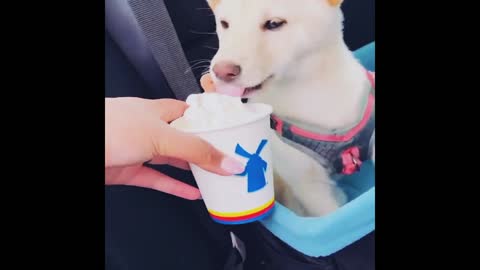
[207, 0, 345, 97]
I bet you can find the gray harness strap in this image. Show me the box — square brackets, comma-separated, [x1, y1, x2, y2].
[128, 0, 201, 101]
[270, 78, 375, 176]
[272, 114, 375, 175]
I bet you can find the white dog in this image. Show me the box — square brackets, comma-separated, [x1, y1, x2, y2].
[206, 0, 375, 217]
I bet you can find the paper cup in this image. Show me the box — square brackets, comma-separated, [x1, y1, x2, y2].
[186, 103, 275, 225]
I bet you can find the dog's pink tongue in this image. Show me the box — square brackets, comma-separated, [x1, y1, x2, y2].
[216, 84, 245, 97]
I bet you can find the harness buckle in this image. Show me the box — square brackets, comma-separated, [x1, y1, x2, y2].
[341, 146, 362, 175]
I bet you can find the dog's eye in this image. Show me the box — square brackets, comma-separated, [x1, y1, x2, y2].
[263, 19, 286, 31]
[220, 20, 229, 29]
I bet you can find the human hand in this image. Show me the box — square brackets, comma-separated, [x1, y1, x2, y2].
[105, 97, 245, 200]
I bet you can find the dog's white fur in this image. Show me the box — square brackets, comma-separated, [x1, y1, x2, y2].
[207, 0, 375, 217]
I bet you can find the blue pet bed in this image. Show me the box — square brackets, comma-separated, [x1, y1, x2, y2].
[260, 42, 375, 257]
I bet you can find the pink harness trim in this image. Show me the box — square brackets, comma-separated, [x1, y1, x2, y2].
[273, 70, 375, 143]
[290, 94, 374, 142]
[366, 70, 375, 88]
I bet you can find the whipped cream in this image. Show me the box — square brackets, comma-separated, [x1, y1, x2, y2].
[170, 93, 269, 132]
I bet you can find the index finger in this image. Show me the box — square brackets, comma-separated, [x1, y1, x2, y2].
[152, 127, 245, 176]
[151, 99, 189, 123]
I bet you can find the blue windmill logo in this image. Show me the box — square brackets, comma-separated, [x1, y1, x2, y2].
[235, 139, 269, 193]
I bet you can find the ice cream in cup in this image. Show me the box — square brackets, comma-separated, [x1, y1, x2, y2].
[170, 92, 275, 225]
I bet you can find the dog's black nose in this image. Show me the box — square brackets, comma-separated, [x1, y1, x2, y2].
[213, 61, 241, 82]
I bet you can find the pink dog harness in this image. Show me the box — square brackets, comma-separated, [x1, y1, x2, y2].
[270, 71, 375, 175]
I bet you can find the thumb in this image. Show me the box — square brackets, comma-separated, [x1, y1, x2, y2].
[105, 165, 201, 200]
[200, 73, 216, 93]
[154, 126, 245, 176]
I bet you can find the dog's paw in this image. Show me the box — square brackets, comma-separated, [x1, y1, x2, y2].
[295, 173, 346, 217]
[303, 195, 343, 217]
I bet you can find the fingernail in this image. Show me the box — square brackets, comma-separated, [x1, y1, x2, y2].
[221, 157, 245, 174]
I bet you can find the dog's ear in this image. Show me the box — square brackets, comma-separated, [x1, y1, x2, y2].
[206, 0, 221, 11]
[327, 0, 343, 7]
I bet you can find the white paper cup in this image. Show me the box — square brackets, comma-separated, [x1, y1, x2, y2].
[185, 103, 275, 225]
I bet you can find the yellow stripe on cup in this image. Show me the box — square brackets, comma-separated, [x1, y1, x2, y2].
[208, 197, 275, 224]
